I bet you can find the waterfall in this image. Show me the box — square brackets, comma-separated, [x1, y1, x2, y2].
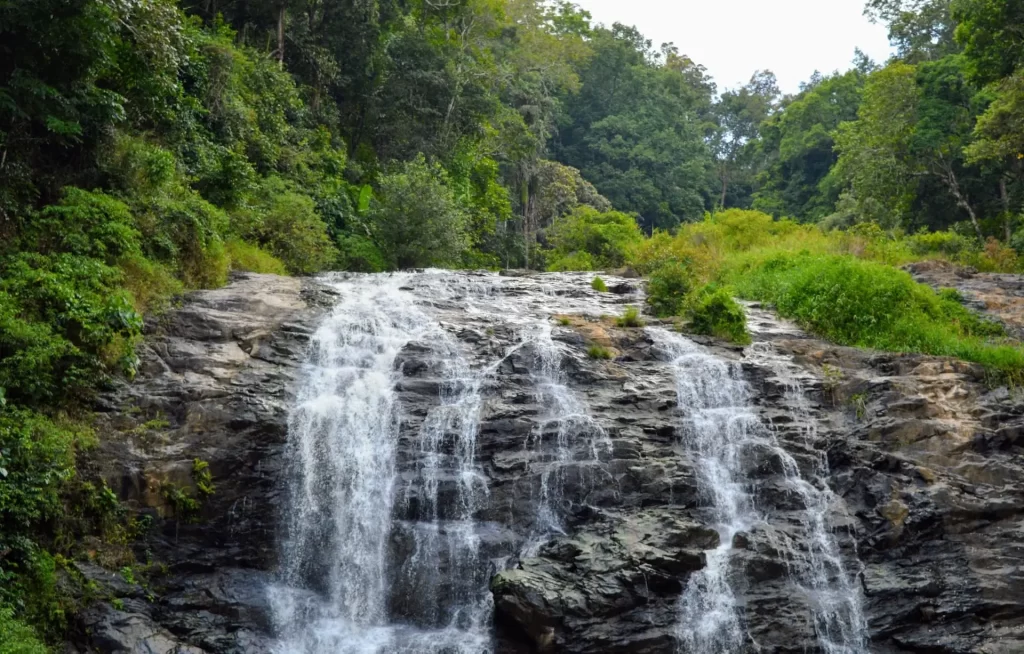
[267, 270, 866, 654]
[269, 273, 493, 653]
[269, 271, 627, 653]
[650, 328, 867, 654]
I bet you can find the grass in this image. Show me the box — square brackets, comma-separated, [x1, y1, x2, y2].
[591, 276, 608, 292]
[616, 306, 644, 327]
[625, 209, 1024, 380]
[226, 238, 288, 275]
[726, 252, 1024, 382]
[587, 344, 613, 359]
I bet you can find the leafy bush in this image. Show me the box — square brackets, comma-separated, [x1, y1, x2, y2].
[241, 179, 336, 274]
[689, 287, 750, 344]
[616, 306, 644, 328]
[591, 276, 607, 292]
[0, 254, 142, 405]
[336, 234, 387, 273]
[547, 251, 595, 272]
[135, 191, 231, 289]
[547, 206, 643, 270]
[225, 239, 287, 275]
[368, 156, 470, 269]
[21, 188, 140, 263]
[646, 261, 695, 317]
[0, 605, 48, 654]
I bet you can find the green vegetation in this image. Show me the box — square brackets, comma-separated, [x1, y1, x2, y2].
[587, 345, 614, 360]
[688, 288, 751, 345]
[616, 306, 645, 328]
[591, 277, 608, 292]
[4, 0, 1024, 644]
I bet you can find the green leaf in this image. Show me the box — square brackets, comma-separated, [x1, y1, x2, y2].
[357, 185, 373, 214]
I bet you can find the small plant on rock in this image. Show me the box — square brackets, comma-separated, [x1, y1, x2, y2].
[616, 306, 644, 328]
[587, 345, 613, 360]
[591, 276, 608, 292]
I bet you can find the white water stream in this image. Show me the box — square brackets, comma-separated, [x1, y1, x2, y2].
[268, 271, 866, 654]
[650, 327, 866, 654]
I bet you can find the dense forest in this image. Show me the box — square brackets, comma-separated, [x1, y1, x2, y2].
[2, 0, 1024, 648]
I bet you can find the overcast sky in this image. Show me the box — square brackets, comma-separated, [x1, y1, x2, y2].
[572, 0, 894, 94]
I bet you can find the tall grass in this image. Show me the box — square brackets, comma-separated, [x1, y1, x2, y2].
[629, 209, 1024, 380]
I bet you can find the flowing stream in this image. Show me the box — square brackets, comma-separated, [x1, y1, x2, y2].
[268, 271, 867, 653]
[650, 328, 866, 654]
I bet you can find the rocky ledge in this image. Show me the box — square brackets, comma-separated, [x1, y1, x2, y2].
[68, 270, 1024, 653]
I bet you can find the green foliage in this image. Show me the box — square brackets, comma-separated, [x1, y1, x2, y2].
[367, 156, 470, 269]
[646, 262, 696, 318]
[587, 345, 613, 360]
[616, 306, 644, 328]
[335, 234, 387, 273]
[688, 287, 751, 344]
[225, 240, 288, 275]
[547, 206, 643, 271]
[729, 253, 1023, 380]
[236, 178, 336, 275]
[0, 605, 48, 654]
[192, 459, 215, 497]
[591, 277, 608, 292]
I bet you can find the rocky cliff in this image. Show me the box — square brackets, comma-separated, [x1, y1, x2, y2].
[70, 270, 1024, 653]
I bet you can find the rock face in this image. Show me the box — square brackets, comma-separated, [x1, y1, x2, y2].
[74, 270, 1024, 654]
[906, 259, 1024, 338]
[75, 273, 332, 653]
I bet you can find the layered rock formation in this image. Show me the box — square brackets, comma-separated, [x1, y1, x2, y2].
[71, 270, 1024, 653]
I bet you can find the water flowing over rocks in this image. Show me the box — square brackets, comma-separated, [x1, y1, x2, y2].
[74, 270, 1024, 653]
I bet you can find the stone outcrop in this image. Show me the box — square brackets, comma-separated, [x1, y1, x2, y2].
[73, 273, 332, 653]
[72, 270, 1024, 653]
[906, 259, 1024, 338]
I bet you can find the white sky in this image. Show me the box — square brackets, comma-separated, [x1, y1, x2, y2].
[572, 0, 894, 94]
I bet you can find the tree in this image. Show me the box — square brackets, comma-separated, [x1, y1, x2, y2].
[366, 155, 470, 269]
[865, 0, 959, 62]
[555, 24, 715, 231]
[710, 70, 780, 210]
[754, 69, 866, 221]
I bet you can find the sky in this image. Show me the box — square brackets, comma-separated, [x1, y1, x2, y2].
[572, 0, 894, 94]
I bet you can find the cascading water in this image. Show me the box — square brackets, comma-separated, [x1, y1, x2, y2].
[269, 271, 628, 653]
[268, 269, 866, 653]
[269, 273, 494, 653]
[650, 327, 867, 654]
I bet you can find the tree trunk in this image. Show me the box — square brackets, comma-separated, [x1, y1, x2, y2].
[937, 156, 983, 241]
[276, 4, 286, 66]
[1001, 176, 1012, 243]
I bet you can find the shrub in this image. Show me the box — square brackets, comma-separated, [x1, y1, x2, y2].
[118, 255, 183, 315]
[587, 345, 613, 359]
[688, 287, 750, 344]
[0, 254, 142, 405]
[369, 155, 469, 269]
[547, 251, 594, 272]
[136, 191, 231, 289]
[616, 306, 644, 328]
[547, 205, 644, 270]
[646, 261, 695, 317]
[336, 233, 387, 273]
[22, 188, 140, 263]
[591, 276, 607, 292]
[0, 606, 47, 654]
[243, 178, 336, 275]
[225, 239, 287, 275]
